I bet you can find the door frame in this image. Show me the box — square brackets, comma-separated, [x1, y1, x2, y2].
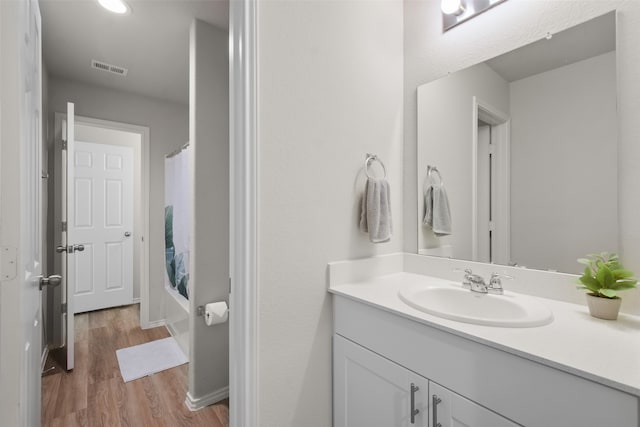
[471, 96, 511, 265]
[53, 113, 151, 327]
[229, 0, 258, 425]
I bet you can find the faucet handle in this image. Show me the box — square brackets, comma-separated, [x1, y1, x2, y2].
[453, 268, 473, 288]
[488, 273, 512, 294]
[490, 272, 513, 281]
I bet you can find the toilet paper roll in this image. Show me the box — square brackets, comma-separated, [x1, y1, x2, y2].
[205, 301, 229, 326]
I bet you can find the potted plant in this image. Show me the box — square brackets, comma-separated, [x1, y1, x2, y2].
[577, 252, 637, 320]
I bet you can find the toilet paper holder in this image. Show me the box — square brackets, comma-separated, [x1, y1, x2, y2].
[196, 304, 230, 316]
[197, 302, 230, 326]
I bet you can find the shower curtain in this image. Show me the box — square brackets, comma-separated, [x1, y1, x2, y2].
[165, 144, 192, 300]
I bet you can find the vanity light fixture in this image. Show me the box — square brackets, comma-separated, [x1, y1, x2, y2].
[97, 0, 131, 15]
[441, 0, 465, 16]
[442, 0, 507, 32]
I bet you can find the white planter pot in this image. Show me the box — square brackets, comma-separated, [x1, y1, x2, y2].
[586, 293, 621, 320]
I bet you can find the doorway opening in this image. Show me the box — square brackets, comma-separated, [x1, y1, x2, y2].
[472, 96, 511, 265]
[45, 113, 150, 371]
[37, 2, 231, 424]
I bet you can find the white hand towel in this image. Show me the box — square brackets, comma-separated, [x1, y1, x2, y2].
[359, 178, 392, 243]
[423, 185, 452, 236]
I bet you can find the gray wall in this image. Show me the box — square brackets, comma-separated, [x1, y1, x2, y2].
[256, 1, 404, 425]
[48, 77, 188, 322]
[510, 52, 617, 273]
[188, 19, 229, 401]
[416, 51, 617, 274]
[417, 63, 509, 260]
[404, 0, 640, 313]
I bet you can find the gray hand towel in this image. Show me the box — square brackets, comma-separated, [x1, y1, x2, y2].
[359, 178, 392, 243]
[423, 185, 452, 236]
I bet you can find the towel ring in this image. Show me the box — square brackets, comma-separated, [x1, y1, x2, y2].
[426, 165, 443, 187]
[365, 154, 387, 179]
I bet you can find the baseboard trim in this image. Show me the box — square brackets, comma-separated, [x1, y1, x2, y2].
[140, 318, 166, 330]
[185, 387, 229, 412]
[165, 322, 178, 338]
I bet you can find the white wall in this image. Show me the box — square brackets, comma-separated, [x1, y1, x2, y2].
[188, 19, 229, 403]
[48, 77, 188, 322]
[417, 63, 509, 260]
[510, 52, 617, 273]
[404, 0, 640, 313]
[256, 0, 404, 425]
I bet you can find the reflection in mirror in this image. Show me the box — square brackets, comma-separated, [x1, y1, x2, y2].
[417, 12, 617, 274]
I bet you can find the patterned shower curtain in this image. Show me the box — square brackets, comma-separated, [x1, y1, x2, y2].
[165, 145, 192, 300]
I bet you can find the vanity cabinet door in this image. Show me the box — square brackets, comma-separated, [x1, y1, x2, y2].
[334, 335, 429, 427]
[429, 381, 520, 427]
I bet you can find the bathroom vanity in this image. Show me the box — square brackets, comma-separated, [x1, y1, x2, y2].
[329, 254, 640, 427]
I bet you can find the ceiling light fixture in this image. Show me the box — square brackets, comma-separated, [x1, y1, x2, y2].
[97, 0, 131, 15]
[442, 0, 507, 32]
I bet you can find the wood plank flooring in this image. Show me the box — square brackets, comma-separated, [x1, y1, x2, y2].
[42, 304, 229, 427]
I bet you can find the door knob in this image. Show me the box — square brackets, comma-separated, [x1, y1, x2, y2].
[124, 231, 131, 237]
[39, 274, 62, 290]
[56, 244, 85, 253]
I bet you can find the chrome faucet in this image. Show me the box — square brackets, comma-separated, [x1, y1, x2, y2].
[456, 268, 512, 295]
[458, 268, 488, 293]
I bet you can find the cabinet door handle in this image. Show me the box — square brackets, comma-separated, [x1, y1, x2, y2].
[432, 394, 442, 427]
[410, 383, 420, 424]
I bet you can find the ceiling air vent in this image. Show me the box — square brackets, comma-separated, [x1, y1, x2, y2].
[91, 60, 128, 77]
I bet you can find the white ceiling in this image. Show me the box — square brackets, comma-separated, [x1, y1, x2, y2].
[40, 0, 228, 105]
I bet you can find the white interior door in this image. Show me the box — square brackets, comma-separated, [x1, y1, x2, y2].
[22, 0, 43, 422]
[71, 140, 134, 313]
[0, 0, 43, 423]
[22, 5, 43, 417]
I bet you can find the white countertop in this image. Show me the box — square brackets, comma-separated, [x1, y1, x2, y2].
[329, 272, 640, 397]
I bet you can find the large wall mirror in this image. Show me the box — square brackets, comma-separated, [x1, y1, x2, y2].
[417, 12, 617, 274]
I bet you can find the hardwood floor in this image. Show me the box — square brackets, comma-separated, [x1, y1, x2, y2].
[42, 304, 229, 427]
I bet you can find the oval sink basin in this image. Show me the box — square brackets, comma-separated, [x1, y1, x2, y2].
[398, 283, 553, 327]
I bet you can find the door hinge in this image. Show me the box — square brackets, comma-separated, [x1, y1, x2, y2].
[0, 246, 17, 281]
[61, 302, 67, 314]
[61, 221, 67, 232]
[61, 140, 67, 150]
[489, 221, 495, 232]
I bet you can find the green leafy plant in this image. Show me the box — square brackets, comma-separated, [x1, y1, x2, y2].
[577, 252, 637, 299]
